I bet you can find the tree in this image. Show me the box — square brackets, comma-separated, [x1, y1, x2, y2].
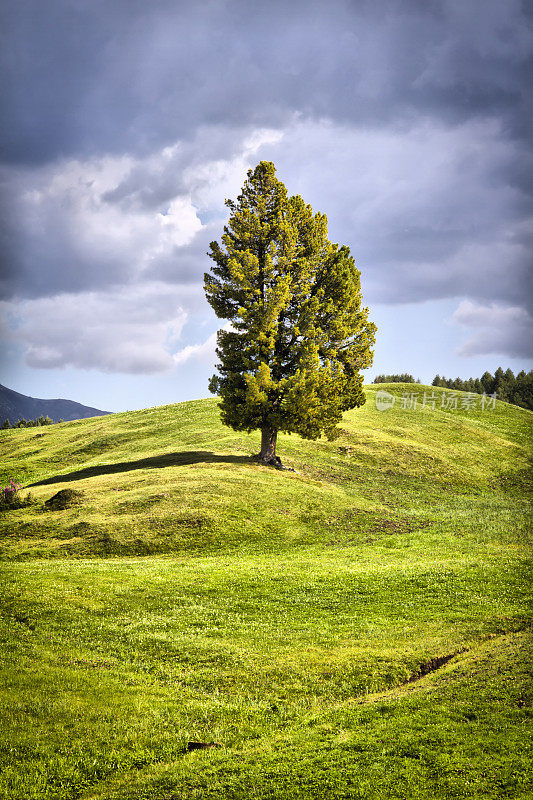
[514, 370, 533, 410]
[500, 368, 516, 402]
[204, 161, 376, 466]
[493, 366, 506, 400]
[374, 373, 418, 384]
[480, 371, 494, 394]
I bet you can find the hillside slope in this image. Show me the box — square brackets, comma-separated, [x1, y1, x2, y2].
[0, 384, 531, 800]
[0, 383, 530, 560]
[0, 383, 110, 425]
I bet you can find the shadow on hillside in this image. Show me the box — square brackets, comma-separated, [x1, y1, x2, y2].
[29, 451, 253, 487]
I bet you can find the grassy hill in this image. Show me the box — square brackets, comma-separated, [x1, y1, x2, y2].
[0, 384, 531, 799]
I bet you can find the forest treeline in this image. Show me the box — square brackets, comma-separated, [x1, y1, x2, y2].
[1, 415, 57, 429]
[432, 368, 532, 410]
[373, 369, 532, 410]
[373, 374, 420, 384]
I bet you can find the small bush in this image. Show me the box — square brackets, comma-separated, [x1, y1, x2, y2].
[0, 479, 33, 511]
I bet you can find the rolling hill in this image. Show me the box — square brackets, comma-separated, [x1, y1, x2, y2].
[0, 384, 531, 799]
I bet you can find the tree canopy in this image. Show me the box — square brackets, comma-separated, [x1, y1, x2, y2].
[204, 161, 376, 465]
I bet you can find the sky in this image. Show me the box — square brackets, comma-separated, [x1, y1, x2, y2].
[1, 0, 532, 412]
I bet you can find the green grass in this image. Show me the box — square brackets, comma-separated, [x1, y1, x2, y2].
[0, 384, 531, 799]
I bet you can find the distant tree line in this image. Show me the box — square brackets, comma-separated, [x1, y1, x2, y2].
[432, 368, 533, 410]
[1, 415, 58, 429]
[373, 374, 420, 384]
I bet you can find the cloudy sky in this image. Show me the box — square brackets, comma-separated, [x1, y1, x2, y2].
[1, 0, 532, 412]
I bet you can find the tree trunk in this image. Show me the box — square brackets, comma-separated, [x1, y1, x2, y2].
[258, 425, 281, 466]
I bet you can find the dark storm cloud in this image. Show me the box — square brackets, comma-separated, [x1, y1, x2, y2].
[1, 0, 531, 165]
[268, 118, 533, 313]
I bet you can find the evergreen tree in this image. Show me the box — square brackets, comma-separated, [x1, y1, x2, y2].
[513, 370, 533, 410]
[1, 419, 11, 429]
[500, 368, 516, 402]
[205, 161, 376, 465]
[493, 367, 506, 400]
[481, 371, 493, 394]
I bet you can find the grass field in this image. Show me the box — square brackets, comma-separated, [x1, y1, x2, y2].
[0, 384, 531, 799]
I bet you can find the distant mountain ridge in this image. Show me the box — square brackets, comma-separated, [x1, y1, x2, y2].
[0, 384, 110, 425]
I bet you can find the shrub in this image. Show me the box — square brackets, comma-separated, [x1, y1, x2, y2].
[0, 479, 31, 511]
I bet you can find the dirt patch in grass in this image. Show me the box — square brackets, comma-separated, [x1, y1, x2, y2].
[408, 652, 458, 683]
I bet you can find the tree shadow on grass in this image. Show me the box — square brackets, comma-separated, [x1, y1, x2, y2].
[29, 451, 254, 487]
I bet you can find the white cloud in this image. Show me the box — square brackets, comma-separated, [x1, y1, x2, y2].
[173, 322, 235, 366]
[1, 124, 286, 299]
[173, 331, 218, 366]
[12, 153, 203, 286]
[453, 300, 533, 358]
[1, 284, 188, 374]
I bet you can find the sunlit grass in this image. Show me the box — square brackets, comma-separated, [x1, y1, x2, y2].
[0, 385, 531, 798]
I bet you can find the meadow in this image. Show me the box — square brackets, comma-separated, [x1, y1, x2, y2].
[0, 384, 531, 799]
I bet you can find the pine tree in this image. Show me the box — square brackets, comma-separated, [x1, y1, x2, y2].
[493, 366, 506, 400]
[204, 161, 376, 466]
[481, 371, 494, 394]
[500, 368, 516, 403]
[514, 370, 533, 410]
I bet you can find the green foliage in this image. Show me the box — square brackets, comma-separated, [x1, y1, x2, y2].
[432, 368, 533, 410]
[374, 373, 419, 383]
[205, 162, 376, 450]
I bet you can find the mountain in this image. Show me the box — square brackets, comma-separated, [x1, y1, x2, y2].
[0, 383, 110, 425]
